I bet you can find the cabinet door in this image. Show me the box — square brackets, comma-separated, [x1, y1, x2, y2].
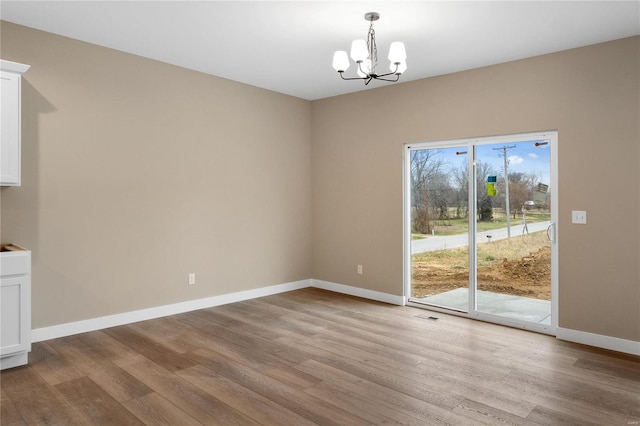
[1, 71, 21, 186]
[0, 276, 30, 356]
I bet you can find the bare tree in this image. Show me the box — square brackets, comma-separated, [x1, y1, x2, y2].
[411, 150, 446, 234]
[430, 170, 453, 224]
[452, 162, 469, 219]
[508, 172, 544, 215]
[508, 180, 529, 218]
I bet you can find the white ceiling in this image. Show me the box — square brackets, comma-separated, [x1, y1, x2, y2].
[1, 1, 639, 100]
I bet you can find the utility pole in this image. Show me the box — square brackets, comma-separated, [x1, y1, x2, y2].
[493, 145, 516, 238]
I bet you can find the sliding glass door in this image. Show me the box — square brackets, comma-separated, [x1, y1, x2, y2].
[409, 146, 470, 312]
[404, 132, 557, 334]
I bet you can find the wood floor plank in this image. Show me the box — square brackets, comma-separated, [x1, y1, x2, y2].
[212, 301, 281, 323]
[103, 325, 196, 372]
[573, 356, 640, 382]
[128, 315, 207, 355]
[122, 392, 203, 426]
[114, 355, 259, 425]
[0, 365, 41, 390]
[186, 308, 253, 329]
[499, 369, 639, 425]
[2, 366, 87, 425]
[1, 389, 26, 425]
[452, 398, 540, 425]
[184, 331, 320, 391]
[299, 361, 475, 425]
[512, 367, 640, 415]
[2, 288, 638, 426]
[303, 381, 414, 425]
[55, 377, 145, 425]
[173, 309, 311, 364]
[276, 333, 476, 410]
[526, 405, 602, 426]
[28, 340, 85, 386]
[47, 336, 154, 402]
[490, 343, 640, 398]
[300, 328, 539, 418]
[185, 347, 372, 425]
[177, 364, 318, 426]
[75, 329, 145, 362]
[296, 356, 537, 420]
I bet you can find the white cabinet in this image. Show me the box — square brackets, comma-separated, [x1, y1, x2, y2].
[1, 60, 30, 186]
[0, 245, 31, 370]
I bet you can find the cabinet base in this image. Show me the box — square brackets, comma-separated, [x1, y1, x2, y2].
[0, 351, 28, 370]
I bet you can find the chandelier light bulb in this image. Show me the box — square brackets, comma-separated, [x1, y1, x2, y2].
[388, 41, 407, 64]
[332, 51, 350, 72]
[350, 39, 368, 62]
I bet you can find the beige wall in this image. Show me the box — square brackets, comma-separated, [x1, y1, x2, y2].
[2, 21, 638, 343]
[311, 37, 640, 342]
[0, 22, 312, 328]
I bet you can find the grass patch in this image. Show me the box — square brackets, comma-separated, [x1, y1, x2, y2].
[412, 230, 549, 267]
[413, 210, 551, 237]
[477, 231, 549, 267]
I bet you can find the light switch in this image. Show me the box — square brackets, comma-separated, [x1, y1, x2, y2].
[572, 210, 587, 224]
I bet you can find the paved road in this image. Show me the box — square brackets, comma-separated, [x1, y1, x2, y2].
[411, 221, 552, 254]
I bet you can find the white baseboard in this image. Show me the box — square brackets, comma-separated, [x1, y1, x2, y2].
[556, 327, 640, 356]
[31, 278, 404, 343]
[312, 279, 405, 306]
[37, 279, 638, 357]
[31, 279, 311, 343]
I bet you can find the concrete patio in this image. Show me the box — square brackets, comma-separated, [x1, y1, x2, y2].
[416, 288, 551, 324]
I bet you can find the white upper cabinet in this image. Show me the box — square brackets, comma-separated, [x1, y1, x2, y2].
[1, 60, 30, 186]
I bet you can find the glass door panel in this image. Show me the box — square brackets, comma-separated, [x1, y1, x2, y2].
[409, 146, 470, 312]
[474, 140, 552, 324]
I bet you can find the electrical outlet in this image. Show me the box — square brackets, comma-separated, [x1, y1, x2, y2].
[357, 265, 363, 275]
[188, 273, 196, 285]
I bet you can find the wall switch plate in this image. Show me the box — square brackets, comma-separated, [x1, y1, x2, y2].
[188, 273, 196, 285]
[357, 265, 363, 275]
[572, 210, 587, 224]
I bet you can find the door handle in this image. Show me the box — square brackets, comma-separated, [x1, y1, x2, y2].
[546, 223, 556, 243]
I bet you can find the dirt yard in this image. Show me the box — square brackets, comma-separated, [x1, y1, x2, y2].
[412, 235, 551, 300]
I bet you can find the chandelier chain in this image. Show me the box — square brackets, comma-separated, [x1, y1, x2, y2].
[367, 22, 378, 74]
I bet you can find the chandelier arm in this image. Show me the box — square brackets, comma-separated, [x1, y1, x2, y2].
[357, 61, 370, 78]
[371, 74, 401, 83]
[338, 72, 368, 81]
[372, 70, 400, 79]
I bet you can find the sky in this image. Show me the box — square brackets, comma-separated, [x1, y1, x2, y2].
[430, 139, 551, 190]
[476, 139, 551, 187]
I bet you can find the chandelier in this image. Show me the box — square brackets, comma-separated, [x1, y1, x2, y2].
[332, 12, 407, 85]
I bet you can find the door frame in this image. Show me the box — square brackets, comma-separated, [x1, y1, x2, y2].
[403, 131, 558, 335]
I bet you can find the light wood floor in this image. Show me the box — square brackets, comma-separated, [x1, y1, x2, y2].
[2, 288, 639, 425]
